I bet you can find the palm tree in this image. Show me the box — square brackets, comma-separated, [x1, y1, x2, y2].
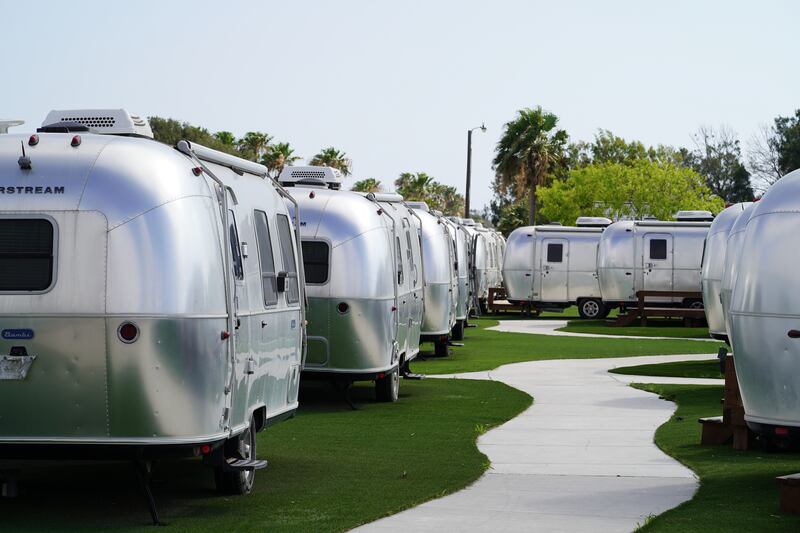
[493, 107, 568, 224]
[430, 183, 465, 216]
[262, 142, 301, 178]
[237, 131, 273, 162]
[213, 131, 236, 146]
[351, 178, 383, 193]
[394, 172, 434, 201]
[309, 147, 351, 176]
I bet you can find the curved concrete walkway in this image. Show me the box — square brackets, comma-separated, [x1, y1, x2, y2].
[488, 319, 720, 342]
[356, 354, 720, 533]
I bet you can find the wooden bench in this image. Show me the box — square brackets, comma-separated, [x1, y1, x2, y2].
[612, 290, 706, 327]
[776, 473, 800, 514]
[487, 287, 539, 316]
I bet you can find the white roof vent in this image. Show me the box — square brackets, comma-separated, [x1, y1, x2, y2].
[0, 119, 24, 134]
[405, 201, 430, 212]
[460, 218, 476, 227]
[576, 216, 612, 227]
[42, 109, 153, 138]
[278, 165, 342, 190]
[675, 210, 714, 222]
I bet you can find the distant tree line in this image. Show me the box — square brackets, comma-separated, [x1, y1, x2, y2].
[489, 107, 800, 234]
[149, 116, 465, 216]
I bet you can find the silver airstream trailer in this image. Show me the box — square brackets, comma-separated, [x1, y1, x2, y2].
[407, 202, 457, 357]
[503, 217, 612, 318]
[280, 167, 423, 401]
[597, 213, 713, 308]
[719, 203, 757, 341]
[700, 203, 751, 342]
[440, 215, 470, 339]
[0, 110, 305, 500]
[461, 219, 492, 313]
[728, 170, 800, 441]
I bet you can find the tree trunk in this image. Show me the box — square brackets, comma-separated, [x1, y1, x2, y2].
[528, 181, 537, 225]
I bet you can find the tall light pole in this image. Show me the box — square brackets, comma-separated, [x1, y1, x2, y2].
[464, 123, 486, 218]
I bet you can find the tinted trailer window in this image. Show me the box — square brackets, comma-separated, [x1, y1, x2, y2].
[301, 241, 329, 284]
[650, 239, 668, 260]
[0, 218, 55, 291]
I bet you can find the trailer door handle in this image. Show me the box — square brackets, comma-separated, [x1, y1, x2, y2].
[261, 320, 268, 328]
[625, 272, 632, 276]
[788, 330, 800, 338]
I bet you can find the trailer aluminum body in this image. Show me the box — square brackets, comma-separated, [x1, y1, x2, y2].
[700, 203, 751, 342]
[0, 110, 305, 495]
[719, 203, 756, 340]
[597, 220, 711, 307]
[729, 170, 800, 440]
[503, 222, 609, 318]
[282, 169, 422, 401]
[441, 216, 470, 340]
[407, 203, 456, 357]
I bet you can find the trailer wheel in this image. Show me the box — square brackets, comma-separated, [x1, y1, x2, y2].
[451, 320, 465, 341]
[215, 416, 257, 495]
[375, 367, 400, 402]
[434, 339, 450, 358]
[685, 298, 704, 309]
[578, 298, 603, 319]
[598, 303, 611, 319]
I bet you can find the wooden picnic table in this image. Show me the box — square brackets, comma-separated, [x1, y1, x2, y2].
[612, 290, 706, 327]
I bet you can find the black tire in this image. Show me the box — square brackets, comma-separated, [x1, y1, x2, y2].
[451, 320, 465, 341]
[375, 367, 400, 402]
[685, 299, 704, 310]
[598, 303, 611, 319]
[479, 300, 488, 315]
[215, 416, 257, 495]
[578, 298, 603, 319]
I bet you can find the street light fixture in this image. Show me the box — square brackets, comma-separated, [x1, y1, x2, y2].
[464, 123, 486, 218]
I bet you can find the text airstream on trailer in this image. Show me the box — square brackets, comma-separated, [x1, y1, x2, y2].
[729, 169, 800, 442]
[0, 110, 305, 504]
[503, 217, 612, 318]
[719, 203, 756, 340]
[597, 213, 713, 309]
[700, 202, 751, 342]
[281, 167, 423, 401]
[407, 202, 457, 357]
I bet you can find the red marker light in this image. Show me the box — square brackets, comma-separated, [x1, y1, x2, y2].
[775, 427, 789, 436]
[309, 191, 315, 199]
[28, 134, 39, 146]
[192, 166, 203, 176]
[221, 330, 231, 340]
[199, 444, 212, 455]
[71, 135, 81, 147]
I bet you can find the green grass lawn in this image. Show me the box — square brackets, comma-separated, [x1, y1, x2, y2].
[633, 384, 800, 532]
[610, 359, 723, 379]
[0, 379, 530, 532]
[557, 318, 710, 339]
[414, 318, 723, 375]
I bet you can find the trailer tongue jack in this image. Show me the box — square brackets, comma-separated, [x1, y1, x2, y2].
[133, 460, 163, 526]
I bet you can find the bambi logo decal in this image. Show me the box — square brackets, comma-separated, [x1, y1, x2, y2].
[2, 329, 34, 340]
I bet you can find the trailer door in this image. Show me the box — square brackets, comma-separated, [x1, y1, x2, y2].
[643, 233, 673, 295]
[540, 238, 568, 302]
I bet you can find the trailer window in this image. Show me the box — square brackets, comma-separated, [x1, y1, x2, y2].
[546, 243, 563, 263]
[301, 241, 329, 284]
[254, 210, 278, 307]
[228, 211, 244, 280]
[396, 237, 404, 285]
[277, 215, 300, 304]
[650, 239, 668, 260]
[0, 218, 55, 291]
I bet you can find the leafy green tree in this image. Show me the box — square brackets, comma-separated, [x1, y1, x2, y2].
[238, 131, 273, 162]
[148, 117, 240, 156]
[493, 107, 569, 224]
[686, 126, 753, 203]
[351, 178, 383, 193]
[310, 147, 351, 176]
[775, 109, 800, 175]
[495, 200, 528, 236]
[394, 172, 465, 216]
[395, 172, 434, 200]
[213, 131, 236, 146]
[262, 142, 300, 178]
[537, 160, 725, 225]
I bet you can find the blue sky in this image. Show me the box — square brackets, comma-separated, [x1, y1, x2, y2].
[3, 0, 798, 209]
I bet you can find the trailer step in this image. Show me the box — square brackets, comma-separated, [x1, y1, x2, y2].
[222, 459, 268, 472]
